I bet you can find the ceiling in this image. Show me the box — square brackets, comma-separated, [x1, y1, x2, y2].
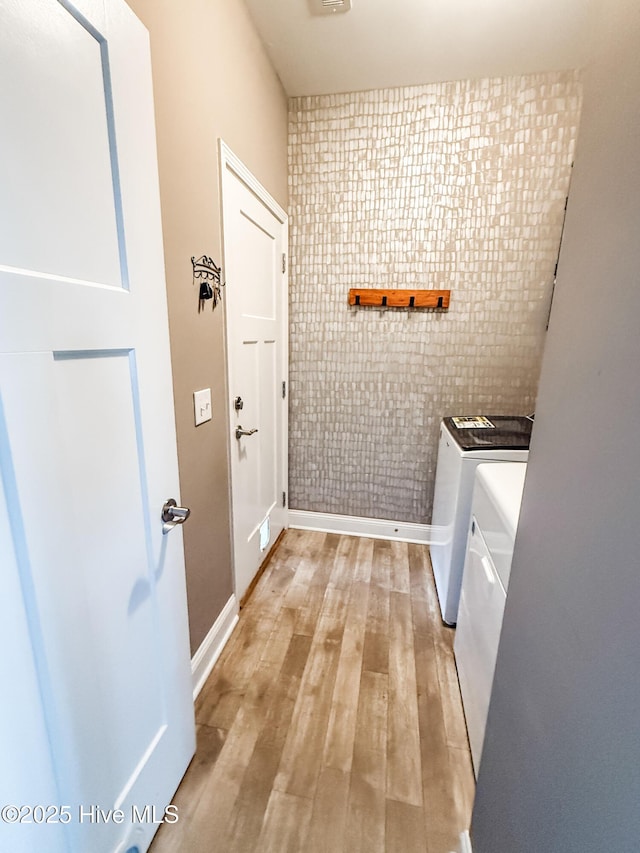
[243, 0, 594, 97]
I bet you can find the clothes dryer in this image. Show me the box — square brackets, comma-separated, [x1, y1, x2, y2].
[454, 462, 527, 776]
[430, 416, 532, 625]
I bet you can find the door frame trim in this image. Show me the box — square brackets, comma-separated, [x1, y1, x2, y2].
[218, 140, 289, 598]
[219, 140, 287, 225]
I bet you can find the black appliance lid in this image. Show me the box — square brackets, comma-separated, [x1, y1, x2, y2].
[443, 415, 533, 451]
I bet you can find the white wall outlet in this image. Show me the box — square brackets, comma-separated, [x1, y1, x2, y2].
[193, 388, 212, 426]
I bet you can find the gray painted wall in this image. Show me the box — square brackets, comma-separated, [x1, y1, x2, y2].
[471, 1, 640, 850]
[127, 0, 288, 653]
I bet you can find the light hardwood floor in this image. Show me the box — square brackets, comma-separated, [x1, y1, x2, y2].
[149, 529, 475, 853]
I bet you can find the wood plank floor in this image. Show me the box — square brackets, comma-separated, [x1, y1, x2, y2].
[149, 530, 475, 853]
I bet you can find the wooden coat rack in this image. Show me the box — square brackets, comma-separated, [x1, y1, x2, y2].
[348, 288, 450, 309]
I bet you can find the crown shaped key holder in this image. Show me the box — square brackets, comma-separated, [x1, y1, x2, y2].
[192, 254, 224, 311]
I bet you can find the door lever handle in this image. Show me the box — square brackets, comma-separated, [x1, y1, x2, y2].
[162, 498, 191, 534]
[235, 426, 258, 439]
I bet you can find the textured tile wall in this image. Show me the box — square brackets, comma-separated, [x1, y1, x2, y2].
[288, 72, 581, 523]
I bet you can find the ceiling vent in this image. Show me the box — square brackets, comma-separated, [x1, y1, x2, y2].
[309, 0, 352, 15]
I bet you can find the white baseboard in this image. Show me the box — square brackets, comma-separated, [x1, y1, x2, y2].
[191, 594, 239, 700]
[458, 830, 473, 853]
[289, 509, 436, 545]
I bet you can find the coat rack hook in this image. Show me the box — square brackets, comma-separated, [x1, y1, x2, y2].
[192, 254, 224, 311]
[348, 288, 451, 310]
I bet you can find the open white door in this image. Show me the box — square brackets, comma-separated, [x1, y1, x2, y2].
[220, 142, 288, 602]
[0, 2, 194, 852]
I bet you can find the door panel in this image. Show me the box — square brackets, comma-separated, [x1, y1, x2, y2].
[0, 352, 168, 851]
[221, 146, 288, 601]
[0, 2, 194, 851]
[259, 340, 278, 511]
[49, 352, 167, 800]
[0, 0, 124, 286]
[238, 211, 276, 319]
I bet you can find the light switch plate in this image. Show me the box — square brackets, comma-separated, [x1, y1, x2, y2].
[193, 388, 212, 426]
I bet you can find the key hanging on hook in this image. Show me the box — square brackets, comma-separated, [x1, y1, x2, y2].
[192, 254, 224, 311]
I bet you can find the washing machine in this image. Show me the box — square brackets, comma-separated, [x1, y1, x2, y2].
[454, 461, 527, 777]
[430, 415, 532, 625]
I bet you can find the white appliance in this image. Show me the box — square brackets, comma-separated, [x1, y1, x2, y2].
[430, 416, 532, 625]
[454, 462, 527, 777]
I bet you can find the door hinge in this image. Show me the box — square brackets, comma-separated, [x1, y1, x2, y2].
[282, 491, 287, 508]
[282, 253, 287, 274]
[282, 380, 286, 399]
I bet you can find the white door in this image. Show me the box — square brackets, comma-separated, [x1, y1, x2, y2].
[0, 3, 195, 852]
[220, 143, 288, 602]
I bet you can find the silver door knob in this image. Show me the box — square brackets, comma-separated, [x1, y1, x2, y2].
[162, 498, 191, 534]
[235, 426, 258, 439]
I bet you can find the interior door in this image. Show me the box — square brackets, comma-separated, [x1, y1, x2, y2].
[0, 2, 194, 852]
[220, 143, 288, 602]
